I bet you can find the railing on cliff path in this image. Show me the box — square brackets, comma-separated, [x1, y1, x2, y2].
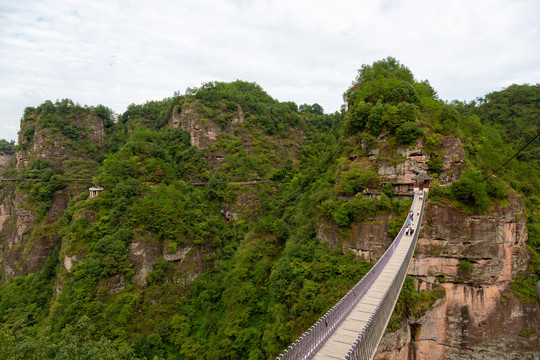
[277, 190, 426, 360]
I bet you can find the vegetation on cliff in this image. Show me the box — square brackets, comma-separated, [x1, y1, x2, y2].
[0, 58, 538, 359]
[456, 84, 540, 300]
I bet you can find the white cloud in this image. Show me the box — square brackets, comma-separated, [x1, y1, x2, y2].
[0, 0, 539, 141]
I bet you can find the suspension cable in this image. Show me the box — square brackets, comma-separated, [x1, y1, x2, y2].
[484, 132, 539, 180]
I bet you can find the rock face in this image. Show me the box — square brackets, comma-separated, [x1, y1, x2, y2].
[375, 136, 465, 185]
[319, 136, 538, 358]
[0, 153, 14, 173]
[317, 214, 395, 262]
[221, 185, 264, 221]
[16, 115, 104, 172]
[128, 239, 162, 287]
[172, 102, 244, 149]
[375, 195, 538, 359]
[438, 137, 466, 183]
[0, 189, 42, 279]
[0, 110, 106, 281]
[83, 114, 106, 146]
[414, 194, 529, 287]
[376, 140, 428, 184]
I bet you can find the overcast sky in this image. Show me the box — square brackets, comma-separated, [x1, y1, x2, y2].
[1, 0, 539, 141]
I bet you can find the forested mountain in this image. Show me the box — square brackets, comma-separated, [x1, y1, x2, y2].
[0, 58, 537, 359]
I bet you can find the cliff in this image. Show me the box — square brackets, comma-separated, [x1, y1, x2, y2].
[172, 100, 244, 149]
[375, 195, 538, 359]
[317, 133, 538, 359]
[0, 153, 14, 173]
[0, 102, 106, 280]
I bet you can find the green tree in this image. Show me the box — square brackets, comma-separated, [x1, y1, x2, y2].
[347, 101, 372, 131]
[0, 139, 15, 154]
[344, 57, 417, 106]
[396, 121, 423, 144]
[427, 156, 443, 174]
[367, 101, 384, 135]
[451, 169, 489, 213]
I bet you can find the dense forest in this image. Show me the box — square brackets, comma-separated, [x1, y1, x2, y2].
[0, 58, 538, 359]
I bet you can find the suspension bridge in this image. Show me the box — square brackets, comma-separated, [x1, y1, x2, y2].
[277, 185, 427, 360]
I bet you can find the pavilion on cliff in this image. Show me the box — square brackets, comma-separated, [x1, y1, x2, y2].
[411, 172, 431, 190]
[88, 186, 104, 199]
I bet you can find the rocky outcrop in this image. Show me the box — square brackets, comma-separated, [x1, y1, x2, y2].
[413, 194, 529, 287]
[96, 274, 126, 296]
[1, 189, 36, 279]
[0, 109, 106, 281]
[317, 213, 395, 262]
[128, 239, 162, 286]
[63, 254, 78, 272]
[376, 141, 428, 184]
[47, 190, 70, 220]
[438, 137, 466, 183]
[168, 247, 207, 286]
[375, 136, 465, 185]
[173, 102, 244, 149]
[0, 153, 14, 173]
[128, 238, 207, 287]
[163, 242, 193, 262]
[83, 114, 106, 145]
[375, 194, 538, 359]
[221, 185, 263, 221]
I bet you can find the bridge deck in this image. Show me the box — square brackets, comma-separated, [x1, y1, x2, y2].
[312, 197, 424, 359]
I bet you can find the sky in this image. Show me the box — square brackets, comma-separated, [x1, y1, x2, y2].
[1, 0, 539, 141]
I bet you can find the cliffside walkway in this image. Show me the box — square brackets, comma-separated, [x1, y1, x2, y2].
[278, 189, 427, 360]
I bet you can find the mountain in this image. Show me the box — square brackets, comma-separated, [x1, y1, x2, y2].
[0, 58, 538, 360]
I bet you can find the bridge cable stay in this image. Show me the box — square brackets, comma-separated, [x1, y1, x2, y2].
[483, 132, 539, 180]
[277, 190, 426, 360]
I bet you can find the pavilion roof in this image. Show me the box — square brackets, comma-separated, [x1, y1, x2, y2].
[411, 172, 431, 181]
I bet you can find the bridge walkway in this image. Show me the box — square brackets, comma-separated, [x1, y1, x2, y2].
[312, 194, 424, 359]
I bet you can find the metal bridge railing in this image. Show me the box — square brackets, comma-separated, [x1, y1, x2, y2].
[345, 194, 425, 360]
[277, 193, 421, 360]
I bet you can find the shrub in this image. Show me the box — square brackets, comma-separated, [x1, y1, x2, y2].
[451, 169, 489, 213]
[458, 259, 474, 280]
[340, 168, 379, 195]
[333, 201, 352, 227]
[396, 122, 423, 144]
[24, 125, 36, 142]
[0, 139, 15, 154]
[510, 273, 539, 303]
[487, 180, 507, 199]
[208, 172, 228, 200]
[146, 258, 168, 284]
[382, 183, 394, 197]
[347, 101, 372, 131]
[63, 124, 79, 139]
[397, 102, 417, 123]
[427, 156, 443, 174]
[366, 101, 384, 135]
